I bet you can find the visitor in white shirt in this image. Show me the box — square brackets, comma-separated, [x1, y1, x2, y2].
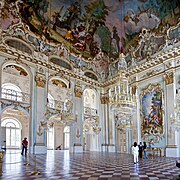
[132, 142, 139, 164]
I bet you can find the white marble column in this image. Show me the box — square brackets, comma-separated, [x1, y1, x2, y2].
[100, 95, 109, 152]
[165, 72, 178, 157]
[33, 71, 47, 154]
[70, 84, 83, 153]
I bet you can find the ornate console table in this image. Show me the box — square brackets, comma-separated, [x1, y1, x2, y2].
[146, 147, 162, 158]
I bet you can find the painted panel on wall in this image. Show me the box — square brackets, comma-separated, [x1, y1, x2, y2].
[140, 83, 164, 144]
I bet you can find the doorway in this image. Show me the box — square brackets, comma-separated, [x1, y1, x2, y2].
[1, 118, 22, 149]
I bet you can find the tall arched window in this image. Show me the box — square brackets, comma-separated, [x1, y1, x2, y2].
[2, 83, 22, 101]
[83, 89, 97, 115]
[1, 118, 22, 149]
[47, 126, 54, 150]
[64, 126, 70, 149]
[48, 93, 55, 108]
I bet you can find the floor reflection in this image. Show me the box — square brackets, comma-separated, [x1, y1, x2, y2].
[0, 149, 179, 179]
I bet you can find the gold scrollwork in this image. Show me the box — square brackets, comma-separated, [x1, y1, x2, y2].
[100, 95, 108, 104]
[35, 73, 46, 88]
[164, 71, 174, 85]
[74, 86, 83, 98]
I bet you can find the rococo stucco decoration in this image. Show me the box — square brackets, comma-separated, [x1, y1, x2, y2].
[74, 82, 83, 98]
[164, 71, 174, 85]
[100, 95, 108, 104]
[35, 73, 46, 88]
[140, 83, 164, 144]
[0, 0, 179, 82]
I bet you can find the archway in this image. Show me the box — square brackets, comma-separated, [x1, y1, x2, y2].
[1, 108, 29, 149]
[1, 118, 22, 149]
[64, 126, 70, 150]
[83, 88, 100, 151]
[47, 125, 54, 149]
[2, 83, 22, 101]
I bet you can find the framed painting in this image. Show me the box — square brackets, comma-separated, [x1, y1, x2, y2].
[140, 83, 164, 143]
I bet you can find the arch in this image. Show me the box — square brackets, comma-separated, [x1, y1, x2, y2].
[1, 117, 22, 148]
[49, 77, 68, 88]
[1, 117, 22, 129]
[5, 38, 33, 55]
[2, 83, 23, 101]
[64, 126, 70, 149]
[0, 105, 30, 117]
[1, 61, 32, 104]
[1, 60, 32, 79]
[83, 88, 98, 109]
[84, 71, 98, 81]
[64, 126, 70, 133]
[49, 57, 73, 70]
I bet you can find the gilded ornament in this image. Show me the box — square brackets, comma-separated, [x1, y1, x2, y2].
[164, 72, 174, 85]
[75, 87, 83, 98]
[101, 95, 108, 104]
[35, 73, 46, 88]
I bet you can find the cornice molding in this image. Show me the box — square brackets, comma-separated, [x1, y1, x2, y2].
[0, 41, 179, 88]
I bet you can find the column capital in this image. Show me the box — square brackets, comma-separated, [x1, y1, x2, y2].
[164, 71, 174, 85]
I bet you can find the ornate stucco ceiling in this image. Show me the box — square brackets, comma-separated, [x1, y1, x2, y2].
[0, 0, 180, 82]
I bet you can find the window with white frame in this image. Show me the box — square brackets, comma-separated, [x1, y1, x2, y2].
[48, 93, 55, 108]
[47, 126, 54, 149]
[2, 83, 22, 101]
[1, 118, 22, 148]
[64, 126, 70, 149]
[83, 89, 97, 115]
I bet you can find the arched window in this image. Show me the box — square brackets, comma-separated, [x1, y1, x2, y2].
[1, 118, 22, 148]
[2, 83, 22, 101]
[47, 126, 54, 150]
[64, 126, 70, 149]
[5, 39, 32, 54]
[48, 93, 55, 108]
[83, 89, 97, 109]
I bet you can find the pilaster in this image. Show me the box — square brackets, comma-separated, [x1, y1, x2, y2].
[164, 71, 178, 157]
[33, 71, 47, 154]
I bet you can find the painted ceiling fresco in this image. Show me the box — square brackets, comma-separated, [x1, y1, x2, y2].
[1, 0, 179, 81]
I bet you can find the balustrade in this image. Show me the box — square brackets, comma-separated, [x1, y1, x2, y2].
[1, 88, 30, 103]
[84, 107, 97, 116]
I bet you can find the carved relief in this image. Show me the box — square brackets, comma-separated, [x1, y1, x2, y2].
[100, 95, 108, 104]
[35, 73, 46, 88]
[132, 85, 137, 95]
[51, 79, 67, 88]
[74, 81, 83, 98]
[74, 86, 83, 98]
[164, 71, 174, 85]
[3, 65, 28, 76]
[141, 68, 162, 79]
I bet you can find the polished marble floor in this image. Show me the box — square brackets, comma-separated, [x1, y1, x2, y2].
[0, 150, 180, 180]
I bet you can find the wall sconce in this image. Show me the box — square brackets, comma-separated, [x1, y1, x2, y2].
[76, 129, 81, 138]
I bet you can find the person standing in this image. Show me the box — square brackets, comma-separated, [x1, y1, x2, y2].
[132, 142, 139, 164]
[143, 141, 148, 159]
[138, 142, 143, 158]
[21, 137, 28, 156]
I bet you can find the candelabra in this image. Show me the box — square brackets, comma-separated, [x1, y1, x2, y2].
[109, 53, 136, 130]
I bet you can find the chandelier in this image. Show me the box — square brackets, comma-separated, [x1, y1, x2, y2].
[109, 53, 136, 130]
[170, 89, 180, 130]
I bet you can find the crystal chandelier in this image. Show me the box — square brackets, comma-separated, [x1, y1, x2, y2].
[170, 89, 180, 130]
[109, 53, 136, 130]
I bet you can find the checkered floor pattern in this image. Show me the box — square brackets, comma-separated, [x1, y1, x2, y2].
[0, 150, 180, 179]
